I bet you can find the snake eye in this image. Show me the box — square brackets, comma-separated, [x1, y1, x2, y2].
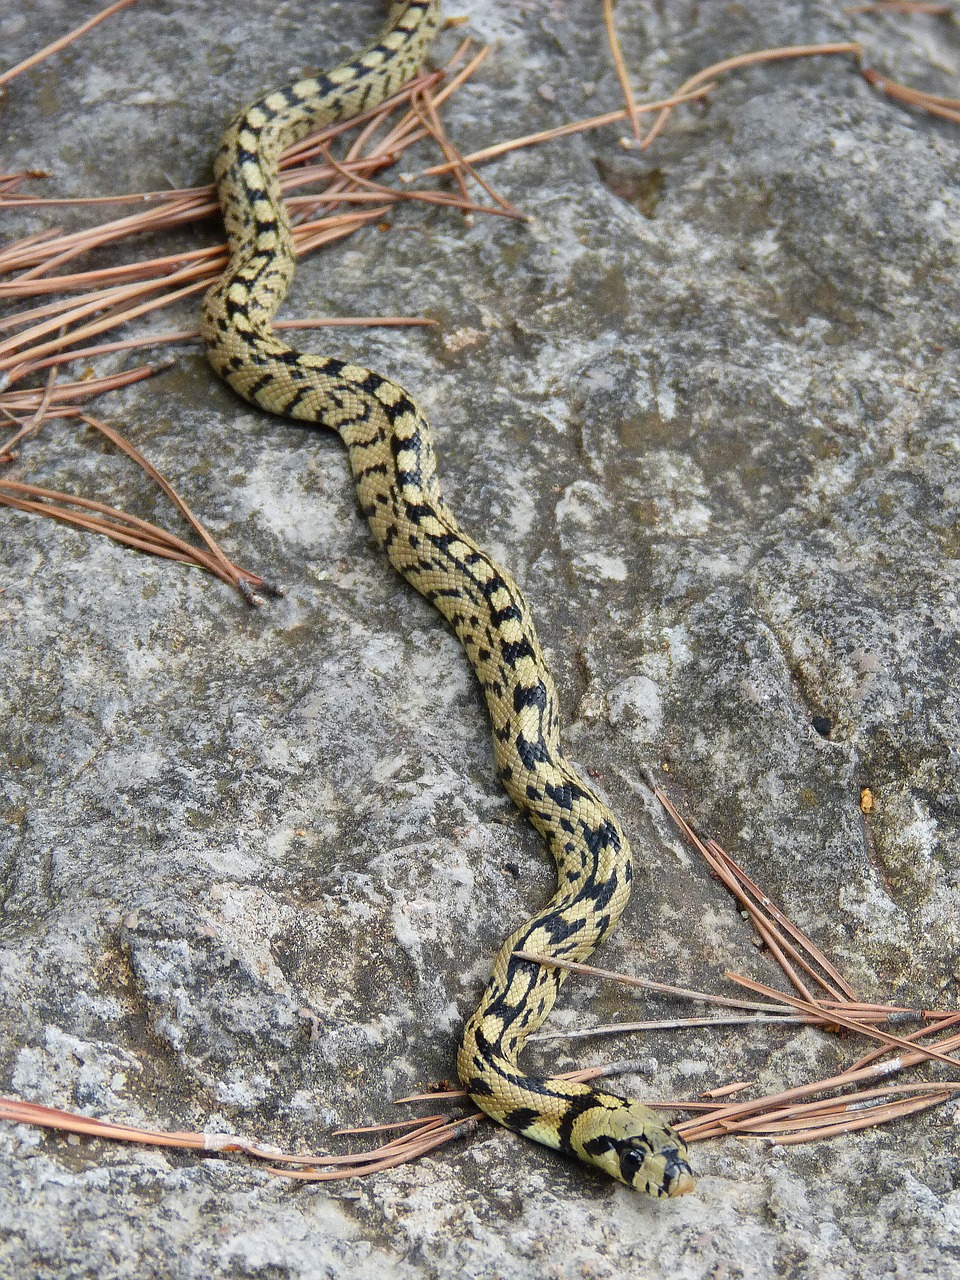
[618, 1145, 651, 1186]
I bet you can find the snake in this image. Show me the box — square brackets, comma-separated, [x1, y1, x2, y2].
[200, 0, 694, 1198]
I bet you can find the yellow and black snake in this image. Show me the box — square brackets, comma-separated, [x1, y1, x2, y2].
[200, 0, 694, 1198]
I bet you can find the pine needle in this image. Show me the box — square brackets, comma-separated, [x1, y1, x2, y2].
[0, 0, 138, 91]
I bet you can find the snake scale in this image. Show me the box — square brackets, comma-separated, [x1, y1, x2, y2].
[200, 0, 694, 1198]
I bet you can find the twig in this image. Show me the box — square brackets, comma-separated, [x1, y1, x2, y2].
[651, 779, 857, 1001]
[2, 365, 163, 406]
[0, 483, 254, 590]
[0, 1095, 284, 1157]
[845, 2, 950, 12]
[531, 1013, 807, 1041]
[0, 279, 212, 371]
[0, 405, 281, 602]
[512, 950, 800, 1013]
[0, 0, 138, 91]
[861, 67, 960, 124]
[0, 171, 49, 195]
[0, 316, 437, 388]
[704, 836, 857, 999]
[843, 1013, 960, 1073]
[601, 0, 644, 144]
[725, 972, 960, 1070]
[265, 1117, 484, 1181]
[332, 1114, 447, 1136]
[410, 87, 524, 222]
[675, 1036, 960, 1140]
[702, 1080, 755, 1099]
[316, 141, 519, 220]
[716, 1081, 960, 1134]
[764, 1092, 953, 1144]
[421, 87, 714, 176]
[637, 42, 862, 151]
[81, 413, 269, 600]
[0, 356, 59, 458]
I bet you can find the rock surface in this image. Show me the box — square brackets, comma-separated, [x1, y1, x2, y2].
[2, 1, 960, 1276]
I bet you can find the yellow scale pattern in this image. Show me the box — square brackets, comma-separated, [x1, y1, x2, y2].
[200, 0, 694, 1197]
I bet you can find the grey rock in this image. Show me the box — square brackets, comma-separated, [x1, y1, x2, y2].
[2, 1, 960, 1276]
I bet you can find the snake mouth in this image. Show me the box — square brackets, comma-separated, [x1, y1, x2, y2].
[662, 1150, 696, 1198]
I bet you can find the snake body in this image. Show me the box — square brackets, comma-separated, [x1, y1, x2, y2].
[200, 0, 694, 1198]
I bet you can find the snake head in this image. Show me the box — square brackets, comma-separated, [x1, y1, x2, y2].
[575, 1098, 695, 1198]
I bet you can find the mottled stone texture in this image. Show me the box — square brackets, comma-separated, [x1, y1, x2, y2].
[2, 1, 960, 1276]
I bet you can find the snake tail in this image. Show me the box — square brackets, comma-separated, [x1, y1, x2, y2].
[200, 0, 694, 1198]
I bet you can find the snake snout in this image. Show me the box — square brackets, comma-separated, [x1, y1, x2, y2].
[661, 1149, 696, 1198]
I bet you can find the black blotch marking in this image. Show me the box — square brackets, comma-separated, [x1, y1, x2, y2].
[404, 502, 435, 523]
[501, 638, 536, 668]
[356, 461, 389, 482]
[351, 432, 387, 452]
[582, 1134, 616, 1158]
[379, 389, 418, 426]
[491, 602, 522, 626]
[543, 779, 587, 811]
[581, 820, 621, 858]
[556, 1092, 601, 1153]
[245, 373, 275, 401]
[513, 680, 548, 714]
[502, 1107, 541, 1134]
[582, 867, 618, 911]
[516, 733, 549, 769]
[541, 912, 586, 946]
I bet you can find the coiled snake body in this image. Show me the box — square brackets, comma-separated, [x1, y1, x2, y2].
[201, 0, 694, 1198]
